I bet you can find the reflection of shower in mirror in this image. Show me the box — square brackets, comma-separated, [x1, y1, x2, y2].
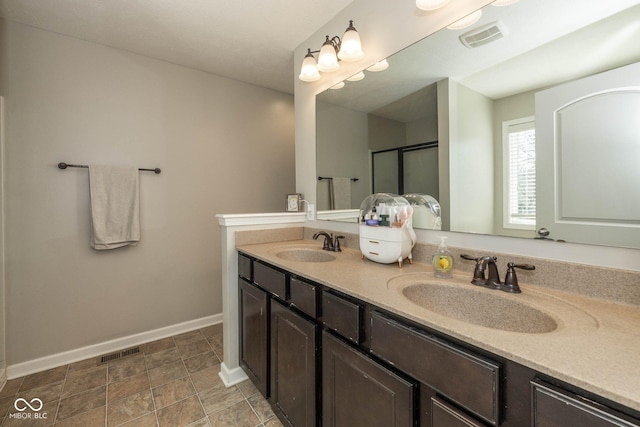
[403, 194, 442, 230]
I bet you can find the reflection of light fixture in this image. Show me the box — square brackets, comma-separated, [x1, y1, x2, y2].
[329, 82, 345, 90]
[491, 0, 520, 6]
[416, 0, 450, 11]
[346, 71, 365, 82]
[446, 9, 482, 30]
[367, 59, 389, 72]
[299, 20, 365, 82]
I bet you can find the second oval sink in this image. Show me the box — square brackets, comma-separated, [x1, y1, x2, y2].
[401, 283, 558, 334]
[276, 249, 337, 263]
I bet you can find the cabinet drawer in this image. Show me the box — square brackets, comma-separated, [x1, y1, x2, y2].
[321, 291, 362, 344]
[254, 261, 287, 298]
[360, 238, 403, 264]
[532, 381, 640, 427]
[289, 277, 317, 318]
[370, 311, 501, 425]
[238, 253, 252, 281]
[432, 397, 487, 427]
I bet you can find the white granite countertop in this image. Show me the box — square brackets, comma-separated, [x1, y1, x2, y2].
[237, 240, 640, 412]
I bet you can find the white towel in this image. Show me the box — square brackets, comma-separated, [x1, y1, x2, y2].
[89, 165, 140, 250]
[331, 177, 352, 210]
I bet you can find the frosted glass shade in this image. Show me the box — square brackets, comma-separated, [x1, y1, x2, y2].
[367, 59, 389, 72]
[338, 22, 364, 61]
[329, 81, 345, 90]
[346, 71, 365, 82]
[416, 0, 451, 11]
[298, 52, 320, 82]
[317, 41, 340, 72]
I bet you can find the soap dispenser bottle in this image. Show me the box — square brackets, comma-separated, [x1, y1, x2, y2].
[432, 236, 453, 278]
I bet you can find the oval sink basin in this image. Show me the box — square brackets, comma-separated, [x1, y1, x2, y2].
[276, 249, 337, 263]
[402, 283, 558, 334]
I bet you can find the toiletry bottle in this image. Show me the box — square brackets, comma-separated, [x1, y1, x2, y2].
[432, 236, 453, 278]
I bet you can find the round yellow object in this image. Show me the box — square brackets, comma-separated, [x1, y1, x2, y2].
[438, 257, 449, 270]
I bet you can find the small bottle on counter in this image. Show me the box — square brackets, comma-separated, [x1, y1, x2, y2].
[432, 236, 453, 278]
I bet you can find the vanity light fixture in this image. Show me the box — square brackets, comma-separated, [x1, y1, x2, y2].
[298, 20, 365, 82]
[416, 0, 451, 11]
[367, 59, 389, 72]
[491, 0, 520, 6]
[299, 49, 322, 82]
[446, 9, 482, 30]
[346, 71, 365, 82]
[329, 81, 345, 90]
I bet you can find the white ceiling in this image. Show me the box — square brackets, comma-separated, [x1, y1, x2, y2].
[0, 0, 355, 94]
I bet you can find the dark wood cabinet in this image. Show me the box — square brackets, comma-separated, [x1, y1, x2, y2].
[369, 311, 500, 425]
[239, 278, 269, 397]
[237, 251, 640, 427]
[270, 300, 317, 427]
[532, 381, 640, 427]
[321, 290, 362, 345]
[322, 331, 415, 427]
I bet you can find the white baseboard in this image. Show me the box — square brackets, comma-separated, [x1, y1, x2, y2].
[7, 313, 222, 379]
[0, 368, 6, 393]
[219, 362, 248, 387]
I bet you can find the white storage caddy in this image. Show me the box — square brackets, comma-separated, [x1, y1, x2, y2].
[358, 194, 416, 267]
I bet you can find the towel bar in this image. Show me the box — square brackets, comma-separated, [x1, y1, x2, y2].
[318, 176, 358, 182]
[58, 162, 161, 174]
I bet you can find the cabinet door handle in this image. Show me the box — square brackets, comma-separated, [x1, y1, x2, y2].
[369, 252, 380, 256]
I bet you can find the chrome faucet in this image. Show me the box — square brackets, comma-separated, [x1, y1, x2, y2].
[460, 254, 501, 289]
[313, 231, 345, 252]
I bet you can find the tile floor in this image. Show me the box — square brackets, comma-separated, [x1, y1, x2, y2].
[0, 324, 283, 427]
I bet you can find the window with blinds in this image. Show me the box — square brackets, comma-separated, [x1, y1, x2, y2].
[503, 117, 536, 229]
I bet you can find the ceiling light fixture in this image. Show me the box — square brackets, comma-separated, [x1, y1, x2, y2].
[446, 9, 482, 30]
[367, 59, 389, 72]
[415, 0, 451, 11]
[298, 20, 364, 82]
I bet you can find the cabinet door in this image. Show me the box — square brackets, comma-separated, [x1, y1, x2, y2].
[270, 300, 317, 427]
[239, 278, 269, 397]
[532, 381, 640, 427]
[322, 331, 414, 427]
[431, 397, 487, 427]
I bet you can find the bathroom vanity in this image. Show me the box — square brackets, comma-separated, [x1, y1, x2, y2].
[236, 240, 640, 427]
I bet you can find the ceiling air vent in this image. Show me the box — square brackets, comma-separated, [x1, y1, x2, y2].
[459, 21, 508, 48]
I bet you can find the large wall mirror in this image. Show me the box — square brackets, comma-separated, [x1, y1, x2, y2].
[316, 0, 640, 249]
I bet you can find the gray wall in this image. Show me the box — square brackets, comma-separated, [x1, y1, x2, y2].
[316, 102, 370, 210]
[0, 19, 295, 365]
